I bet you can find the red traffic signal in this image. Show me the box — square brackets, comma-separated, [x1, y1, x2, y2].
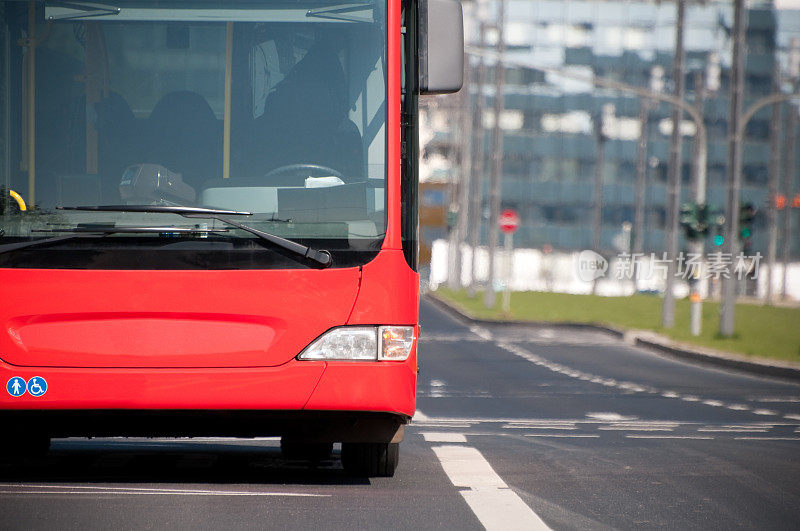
[794, 194, 800, 209]
[775, 194, 787, 210]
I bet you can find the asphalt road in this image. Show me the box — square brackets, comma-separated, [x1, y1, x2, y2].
[1, 297, 799, 530]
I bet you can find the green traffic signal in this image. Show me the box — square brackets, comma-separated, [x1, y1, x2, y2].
[738, 203, 756, 242]
[713, 234, 724, 246]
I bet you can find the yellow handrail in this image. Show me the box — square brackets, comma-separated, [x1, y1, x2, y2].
[9, 189, 27, 211]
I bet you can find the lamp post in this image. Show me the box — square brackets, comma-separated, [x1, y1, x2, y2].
[483, 0, 506, 309]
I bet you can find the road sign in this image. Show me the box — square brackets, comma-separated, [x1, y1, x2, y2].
[6, 376, 26, 397]
[499, 209, 519, 234]
[27, 376, 47, 397]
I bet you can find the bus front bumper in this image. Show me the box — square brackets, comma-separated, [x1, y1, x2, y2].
[0, 358, 416, 440]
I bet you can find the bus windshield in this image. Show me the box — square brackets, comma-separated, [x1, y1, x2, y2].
[0, 0, 388, 269]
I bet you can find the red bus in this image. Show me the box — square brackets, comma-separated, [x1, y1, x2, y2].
[0, 0, 462, 476]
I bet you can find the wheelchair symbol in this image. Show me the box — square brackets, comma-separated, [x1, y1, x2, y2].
[26, 376, 47, 397]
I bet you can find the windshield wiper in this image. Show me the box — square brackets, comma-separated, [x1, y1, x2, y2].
[33, 226, 229, 234]
[0, 225, 226, 255]
[59, 205, 252, 216]
[59, 205, 333, 268]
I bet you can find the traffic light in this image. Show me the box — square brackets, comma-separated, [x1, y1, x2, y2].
[775, 194, 787, 210]
[712, 212, 725, 246]
[680, 202, 715, 241]
[739, 203, 756, 252]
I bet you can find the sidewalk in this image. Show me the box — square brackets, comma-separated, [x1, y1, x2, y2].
[427, 292, 800, 382]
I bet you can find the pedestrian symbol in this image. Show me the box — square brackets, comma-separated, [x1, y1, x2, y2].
[27, 376, 47, 397]
[6, 377, 26, 397]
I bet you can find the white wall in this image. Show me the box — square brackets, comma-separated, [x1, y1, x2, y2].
[428, 239, 800, 302]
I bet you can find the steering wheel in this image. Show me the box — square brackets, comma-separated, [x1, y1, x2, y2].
[264, 163, 345, 183]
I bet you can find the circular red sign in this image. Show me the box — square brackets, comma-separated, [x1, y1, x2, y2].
[499, 209, 519, 234]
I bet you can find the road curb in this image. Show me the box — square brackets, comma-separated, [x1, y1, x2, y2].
[425, 292, 800, 382]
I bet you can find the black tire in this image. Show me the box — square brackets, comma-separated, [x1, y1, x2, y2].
[341, 442, 399, 477]
[280, 439, 333, 461]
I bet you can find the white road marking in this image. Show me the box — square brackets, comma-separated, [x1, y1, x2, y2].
[0, 484, 328, 497]
[698, 427, 769, 433]
[733, 437, 800, 441]
[496, 342, 792, 420]
[503, 425, 577, 430]
[597, 426, 674, 431]
[784, 414, 800, 421]
[422, 432, 468, 443]
[2, 491, 321, 497]
[585, 412, 637, 421]
[524, 434, 599, 438]
[626, 435, 714, 440]
[432, 445, 550, 530]
[752, 409, 779, 416]
[469, 326, 494, 341]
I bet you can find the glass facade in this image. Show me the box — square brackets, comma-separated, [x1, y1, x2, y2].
[443, 0, 800, 258]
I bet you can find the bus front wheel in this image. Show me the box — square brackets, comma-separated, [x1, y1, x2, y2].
[341, 442, 399, 477]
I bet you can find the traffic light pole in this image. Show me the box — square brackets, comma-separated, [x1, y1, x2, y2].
[720, 0, 747, 338]
[689, 70, 707, 336]
[766, 67, 781, 306]
[721, 91, 800, 331]
[782, 105, 796, 300]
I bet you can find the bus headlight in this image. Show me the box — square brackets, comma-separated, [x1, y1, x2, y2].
[298, 326, 415, 361]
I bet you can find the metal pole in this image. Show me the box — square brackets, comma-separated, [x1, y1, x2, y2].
[502, 232, 512, 313]
[662, 0, 686, 328]
[483, 0, 505, 309]
[689, 70, 707, 336]
[592, 111, 606, 296]
[633, 96, 650, 290]
[468, 22, 487, 298]
[781, 104, 796, 300]
[448, 77, 469, 290]
[453, 56, 474, 290]
[766, 66, 782, 305]
[720, 0, 747, 337]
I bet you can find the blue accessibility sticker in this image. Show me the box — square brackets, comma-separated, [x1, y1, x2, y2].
[6, 376, 26, 397]
[27, 376, 47, 397]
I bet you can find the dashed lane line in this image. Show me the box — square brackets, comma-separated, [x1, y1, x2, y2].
[497, 341, 798, 420]
[625, 435, 714, 440]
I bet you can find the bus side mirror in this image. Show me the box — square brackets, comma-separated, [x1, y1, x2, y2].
[419, 0, 464, 95]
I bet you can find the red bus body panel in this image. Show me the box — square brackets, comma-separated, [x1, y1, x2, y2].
[1, 0, 419, 422]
